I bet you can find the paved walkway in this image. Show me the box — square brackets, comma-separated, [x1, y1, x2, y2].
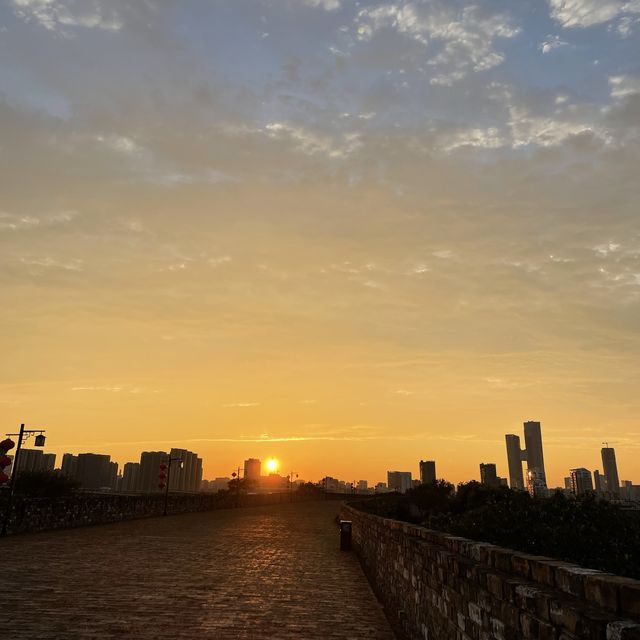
[3, 500, 396, 639]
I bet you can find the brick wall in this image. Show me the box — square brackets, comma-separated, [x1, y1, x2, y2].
[340, 503, 640, 640]
[0, 490, 345, 535]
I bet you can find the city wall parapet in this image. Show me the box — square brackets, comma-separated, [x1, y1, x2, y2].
[0, 490, 346, 535]
[340, 503, 640, 640]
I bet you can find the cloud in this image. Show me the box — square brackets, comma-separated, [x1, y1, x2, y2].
[11, 0, 122, 33]
[295, 0, 341, 10]
[539, 34, 569, 53]
[222, 402, 260, 408]
[548, 0, 640, 29]
[264, 122, 362, 158]
[610, 75, 640, 99]
[355, 2, 520, 84]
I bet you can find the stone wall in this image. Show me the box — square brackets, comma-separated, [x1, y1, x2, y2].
[340, 503, 640, 640]
[0, 490, 344, 535]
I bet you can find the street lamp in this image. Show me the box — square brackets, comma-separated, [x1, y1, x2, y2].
[163, 455, 183, 516]
[1, 423, 47, 537]
[231, 467, 241, 507]
[288, 471, 298, 502]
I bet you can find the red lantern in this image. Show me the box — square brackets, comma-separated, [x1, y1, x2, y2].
[158, 472, 167, 481]
[0, 455, 10, 468]
[0, 471, 9, 485]
[0, 438, 15, 453]
[159, 463, 167, 471]
[158, 482, 166, 489]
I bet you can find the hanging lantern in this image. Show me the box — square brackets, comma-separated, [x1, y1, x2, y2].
[34, 434, 46, 447]
[0, 438, 15, 453]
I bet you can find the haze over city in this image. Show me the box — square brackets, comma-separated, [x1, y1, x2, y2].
[2, 0, 640, 487]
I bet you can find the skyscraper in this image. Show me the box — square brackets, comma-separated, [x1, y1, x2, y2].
[593, 470, 607, 495]
[387, 471, 412, 493]
[480, 463, 499, 487]
[244, 458, 261, 481]
[601, 447, 620, 497]
[505, 421, 547, 491]
[419, 460, 436, 484]
[523, 421, 547, 486]
[505, 434, 525, 489]
[570, 468, 594, 496]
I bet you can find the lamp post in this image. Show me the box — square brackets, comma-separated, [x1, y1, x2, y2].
[231, 467, 241, 507]
[1, 423, 47, 537]
[288, 471, 298, 502]
[163, 455, 183, 516]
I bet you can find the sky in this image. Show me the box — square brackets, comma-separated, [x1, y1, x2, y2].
[1, 0, 639, 487]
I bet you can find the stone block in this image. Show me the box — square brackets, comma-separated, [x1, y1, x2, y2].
[491, 547, 514, 573]
[584, 574, 628, 614]
[607, 621, 640, 640]
[555, 565, 602, 599]
[621, 582, 640, 618]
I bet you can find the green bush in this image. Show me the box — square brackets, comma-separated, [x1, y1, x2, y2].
[14, 471, 80, 498]
[360, 481, 640, 579]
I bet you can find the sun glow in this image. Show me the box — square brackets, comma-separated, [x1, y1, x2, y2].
[266, 458, 278, 473]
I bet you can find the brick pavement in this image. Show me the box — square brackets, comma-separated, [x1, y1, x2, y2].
[3, 500, 397, 640]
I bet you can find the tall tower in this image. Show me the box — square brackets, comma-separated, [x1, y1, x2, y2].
[505, 434, 525, 489]
[419, 460, 436, 484]
[523, 421, 547, 486]
[601, 447, 620, 497]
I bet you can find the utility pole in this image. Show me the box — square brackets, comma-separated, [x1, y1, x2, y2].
[1, 423, 47, 537]
[163, 454, 183, 516]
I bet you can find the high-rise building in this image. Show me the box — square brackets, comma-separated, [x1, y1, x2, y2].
[357, 480, 368, 492]
[601, 447, 620, 497]
[387, 471, 413, 494]
[593, 470, 606, 495]
[505, 434, 525, 489]
[75, 454, 114, 490]
[480, 463, 499, 487]
[570, 468, 594, 496]
[524, 421, 547, 486]
[61, 453, 78, 478]
[526, 468, 547, 497]
[166, 448, 200, 492]
[121, 462, 140, 492]
[138, 451, 168, 493]
[419, 460, 436, 484]
[244, 458, 261, 481]
[505, 422, 547, 491]
[14, 449, 56, 474]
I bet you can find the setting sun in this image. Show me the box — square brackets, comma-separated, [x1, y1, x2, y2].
[266, 458, 278, 474]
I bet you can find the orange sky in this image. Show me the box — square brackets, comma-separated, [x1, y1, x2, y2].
[1, 1, 640, 487]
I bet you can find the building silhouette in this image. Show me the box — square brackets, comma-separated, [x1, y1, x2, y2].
[480, 463, 499, 487]
[526, 468, 547, 497]
[121, 462, 141, 492]
[165, 449, 202, 492]
[505, 434, 525, 489]
[138, 451, 168, 492]
[387, 471, 412, 493]
[419, 460, 436, 484]
[244, 458, 261, 481]
[601, 447, 620, 498]
[593, 470, 606, 496]
[570, 468, 594, 496]
[59, 453, 117, 490]
[14, 449, 56, 474]
[505, 421, 547, 491]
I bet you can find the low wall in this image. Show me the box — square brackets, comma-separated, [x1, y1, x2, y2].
[341, 503, 640, 640]
[0, 490, 345, 536]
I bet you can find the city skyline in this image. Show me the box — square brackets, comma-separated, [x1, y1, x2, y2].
[2, 1, 640, 487]
[9, 423, 637, 490]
